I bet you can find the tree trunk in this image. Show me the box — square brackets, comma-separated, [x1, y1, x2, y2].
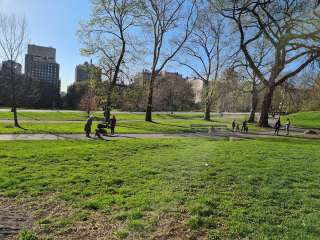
[259, 86, 275, 127]
[104, 38, 126, 124]
[13, 106, 19, 127]
[248, 86, 258, 123]
[145, 90, 153, 122]
[203, 81, 211, 121]
[204, 101, 211, 121]
[104, 106, 111, 123]
[145, 72, 156, 122]
[10, 63, 19, 127]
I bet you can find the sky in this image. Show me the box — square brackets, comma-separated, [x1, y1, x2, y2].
[0, 0, 92, 92]
[0, 0, 197, 92]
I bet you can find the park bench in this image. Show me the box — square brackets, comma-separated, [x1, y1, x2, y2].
[190, 124, 228, 136]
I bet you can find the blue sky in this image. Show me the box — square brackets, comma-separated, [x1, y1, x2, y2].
[0, 0, 196, 92]
[0, 0, 92, 91]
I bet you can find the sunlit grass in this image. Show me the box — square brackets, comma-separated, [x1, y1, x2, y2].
[1, 138, 320, 238]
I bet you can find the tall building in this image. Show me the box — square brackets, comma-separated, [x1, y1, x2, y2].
[25, 44, 60, 107]
[1, 60, 22, 75]
[75, 60, 101, 82]
[133, 69, 152, 87]
[134, 70, 185, 87]
[189, 78, 203, 103]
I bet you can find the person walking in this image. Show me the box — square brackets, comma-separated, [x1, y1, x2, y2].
[110, 115, 117, 135]
[274, 118, 281, 135]
[232, 120, 236, 132]
[241, 120, 248, 133]
[84, 115, 94, 138]
[285, 118, 291, 135]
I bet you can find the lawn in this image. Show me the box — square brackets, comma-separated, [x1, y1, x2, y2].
[1, 138, 320, 239]
[0, 111, 251, 134]
[288, 111, 320, 129]
[0, 119, 232, 134]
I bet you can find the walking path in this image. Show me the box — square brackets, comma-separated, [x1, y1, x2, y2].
[0, 129, 318, 141]
[0, 133, 205, 141]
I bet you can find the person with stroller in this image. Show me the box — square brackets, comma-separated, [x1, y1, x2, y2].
[95, 122, 108, 138]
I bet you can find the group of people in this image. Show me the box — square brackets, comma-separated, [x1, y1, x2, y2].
[231, 117, 291, 136]
[274, 118, 291, 136]
[84, 115, 117, 138]
[232, 120, 249, 133]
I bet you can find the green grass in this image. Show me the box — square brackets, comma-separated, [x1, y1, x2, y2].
[0, 111, 251, 134]
[1, 138, 320, 238]
[288, 111, 320, 129]
[0, 119, 232, 134]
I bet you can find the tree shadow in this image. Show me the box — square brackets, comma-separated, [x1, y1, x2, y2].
[16, 124, 28, 131]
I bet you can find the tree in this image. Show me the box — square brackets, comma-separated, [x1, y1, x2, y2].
[139, 0, 198, 122]
[0, 14, 27, 127]
[0, 73, 40, 108]
[80, 93, 97, 117]
[218, 0, 320, 127]
[234, 39, 270, 122]
[153, 74, 195, 111]
[78, 0, 138, 122]
[178, 2, 234, 120]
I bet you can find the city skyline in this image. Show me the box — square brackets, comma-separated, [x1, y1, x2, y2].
[0, 0, 91, 92]
[0, 0, 193, 92]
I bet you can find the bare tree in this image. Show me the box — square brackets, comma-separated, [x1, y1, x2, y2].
[218, 0, 320, 127]
[139, 0, 198, 122]
[0, 14, 27, 127]
[178, 2, 234, 120]
[80, 78, 97, 116]
[78, 0, 138, 122]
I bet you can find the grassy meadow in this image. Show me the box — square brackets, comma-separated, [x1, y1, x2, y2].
[0, 111, 250, 134]
[1, 138, 320, 239]
[288, 111, 320, 129]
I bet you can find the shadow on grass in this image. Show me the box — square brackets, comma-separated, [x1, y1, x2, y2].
[16, 124, 28, 131]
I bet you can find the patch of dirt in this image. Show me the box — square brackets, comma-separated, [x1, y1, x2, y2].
[0, 196, 33, 240]
[150, 216, 206, 240]
[0, 195, 208, 240]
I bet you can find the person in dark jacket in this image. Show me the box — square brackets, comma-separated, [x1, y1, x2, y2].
[110, 115, 117, 135]
[84, 115, 94, 137]
[274, 118, 281, 135]
[241, 120, 248, 133]
[232, 120, 236, 132]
